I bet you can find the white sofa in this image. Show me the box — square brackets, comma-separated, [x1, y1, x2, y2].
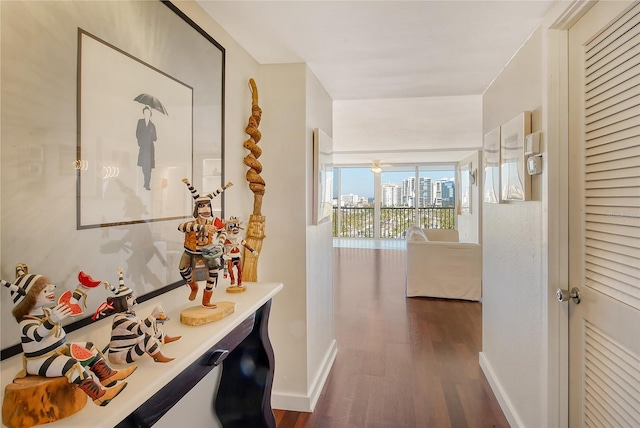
[405, 226, 482, 301]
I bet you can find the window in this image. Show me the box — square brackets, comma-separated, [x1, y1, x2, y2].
[333, 164, 456, 238]
[333, 167, 373, 237]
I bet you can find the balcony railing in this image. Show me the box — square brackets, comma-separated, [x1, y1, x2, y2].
[332, 206, 456, 238]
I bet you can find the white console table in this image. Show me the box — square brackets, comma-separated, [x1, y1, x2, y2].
[0, 282, 283, 428]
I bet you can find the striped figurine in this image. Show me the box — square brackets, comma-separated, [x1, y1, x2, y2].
[93, 268, 180, 364]
[1, 264, 136, 407]
[177, 179, 232, 308]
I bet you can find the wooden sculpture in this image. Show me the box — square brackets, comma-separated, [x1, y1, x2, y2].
[242, 78, 266, 282]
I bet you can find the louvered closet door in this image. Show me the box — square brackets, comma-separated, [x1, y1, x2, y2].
[568, 1, 640, 426]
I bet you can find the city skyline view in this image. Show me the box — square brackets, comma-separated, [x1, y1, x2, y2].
[334, 167, 455, 199]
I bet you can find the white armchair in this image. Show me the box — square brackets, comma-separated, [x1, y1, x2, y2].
[405, 226, 482, 301]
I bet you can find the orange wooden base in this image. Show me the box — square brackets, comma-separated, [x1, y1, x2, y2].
[2, 375, 87, 428]
[180, 301, 235, 326]
[226, 285, 247, 293]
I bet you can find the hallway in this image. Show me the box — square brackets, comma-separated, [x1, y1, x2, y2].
[275, 247, 508, 427]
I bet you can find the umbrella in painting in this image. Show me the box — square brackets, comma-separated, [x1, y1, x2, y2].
[134, 93, 168, 115]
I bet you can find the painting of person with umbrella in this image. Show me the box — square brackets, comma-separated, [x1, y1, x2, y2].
[134, 93, 167, 191]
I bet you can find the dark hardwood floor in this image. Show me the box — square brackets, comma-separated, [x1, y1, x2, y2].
[274, 247, 509, 428]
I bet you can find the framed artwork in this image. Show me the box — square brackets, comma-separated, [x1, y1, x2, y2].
[500, 112, 531, 201]
[313, 129, 334, 225]
[78, 30, 194, 228]
[460, 162, 472, 214]
[1, 0, 224, 357]
[483, 127, 501, 203]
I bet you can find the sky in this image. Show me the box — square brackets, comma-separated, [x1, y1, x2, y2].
[335, 168, 455, 199]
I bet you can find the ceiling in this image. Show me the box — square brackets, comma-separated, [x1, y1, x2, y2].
[196, 0, 558, 165]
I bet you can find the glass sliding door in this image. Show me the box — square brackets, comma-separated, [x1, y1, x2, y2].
[418, 166, 456, 229]
[332, 164, 457, 239]
[335, 167, 374, 237]
[379, 167, 416, 238]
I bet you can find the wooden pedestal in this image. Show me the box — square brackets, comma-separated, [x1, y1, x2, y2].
[179, 301, 235, 326]
[226, 285, 247, 293]
[2, 376, 87, 428]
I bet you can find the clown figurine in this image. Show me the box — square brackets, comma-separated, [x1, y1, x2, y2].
[177, 178, 232, 308]
[93, 268, 180, 364]
[223, 216, 258, 293]
[1, 264, 136, 407]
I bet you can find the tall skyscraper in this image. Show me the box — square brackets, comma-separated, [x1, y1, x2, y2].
[402, 176, 433, 206]
[418, 177, 432, 207]
[441, 180, 456, 207]
[403, 177, 415, 207]
[381, 183, 402, 207]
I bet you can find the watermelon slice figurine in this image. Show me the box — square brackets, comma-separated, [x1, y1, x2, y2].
[78, 271, 102, 289]
[56, 271, 105, 316]
[69, 343, 96, 367]
[58, 290, 84, 316]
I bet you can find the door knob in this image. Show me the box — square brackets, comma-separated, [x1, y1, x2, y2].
[556, 287, 581, 304]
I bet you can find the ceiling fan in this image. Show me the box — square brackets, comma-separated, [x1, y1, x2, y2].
[370, 159, 393, 173]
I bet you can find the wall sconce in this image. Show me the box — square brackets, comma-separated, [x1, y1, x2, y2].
[469, 168, 477, 185]
[73, 159, 89, 171]
[371, 160, 382, 174]
[102, 165, 120, 179]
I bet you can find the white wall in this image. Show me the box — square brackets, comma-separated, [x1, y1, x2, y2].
[304, 69, 336, 410]
[173, 2, 336, 414]
[481, 29, 545, 428]
[457, 150, 482, 244]
[258, 63, 309, 402]
[257, 63, 336, 411]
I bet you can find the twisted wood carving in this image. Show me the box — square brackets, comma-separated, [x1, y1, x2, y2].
[243, 78, 264, 216]
[242, 79, 265, 283]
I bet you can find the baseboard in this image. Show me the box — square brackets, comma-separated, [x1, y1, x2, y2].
[479, 352, 524, 428]
[271, 339, 338, 412]
[307, 339, 338, 411]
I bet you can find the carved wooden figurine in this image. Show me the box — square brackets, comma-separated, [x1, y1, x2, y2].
[57, 271, 105, 316]
[1, 264, 136, 427]
[242, 78, 266, 282]
[177, 178, 231, 308]
[224, 216, 258, 293]
[92, 268, 181, 364]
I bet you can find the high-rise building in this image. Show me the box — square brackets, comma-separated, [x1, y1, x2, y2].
[340, 194, 359, 207]
[403, 177, 415, 207]
[441, 180, 456, 207]
[402, 176, 433, 206]
[432, 180, 443, 206]
[417, 177, 432, 207]
[381, 183, 402, 207]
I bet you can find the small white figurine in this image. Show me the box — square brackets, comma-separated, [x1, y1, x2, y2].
[223, 216, 258, 292]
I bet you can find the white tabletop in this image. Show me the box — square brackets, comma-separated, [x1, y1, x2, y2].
[0, 282, 283, 428]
